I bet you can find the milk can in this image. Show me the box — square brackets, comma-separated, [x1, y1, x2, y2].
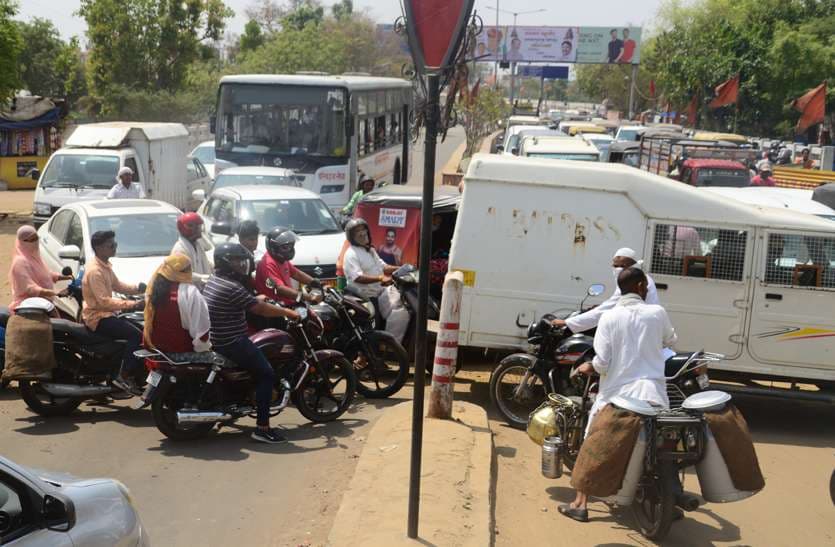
[541, 436, 564, 479]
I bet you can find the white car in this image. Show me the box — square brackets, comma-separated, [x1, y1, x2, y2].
[0, 455, 148, 546]
[581, 133, 615, 161]
[198, 186, 345, 282]
[38, 199, 182, 318]
[614, 125, 644, 142]
[189, 140, 234, 180]
[193, 166, 298, 202]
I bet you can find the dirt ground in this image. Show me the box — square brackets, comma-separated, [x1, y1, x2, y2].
[450, 367, 835, 547]
[0, 190, 35, 305]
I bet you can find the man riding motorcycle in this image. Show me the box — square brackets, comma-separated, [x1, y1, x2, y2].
[203, 243, 299, 444]
[172, 212, 212, 289]
[342, 218, 409, 344]
[255, 227, 321, 306]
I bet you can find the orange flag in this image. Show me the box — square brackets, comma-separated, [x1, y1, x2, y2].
[708, 75, 740, 109]
[792, 82, 826, 134]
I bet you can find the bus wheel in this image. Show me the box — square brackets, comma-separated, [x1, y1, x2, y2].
[393, 160, 402, 185]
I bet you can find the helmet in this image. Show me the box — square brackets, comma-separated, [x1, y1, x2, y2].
[344, 217, 370, 246]
[177, 212, 204, 239]
[266, 226, 299, 262]
[16, 297, 55, 315]
[213, 242, 252, 277]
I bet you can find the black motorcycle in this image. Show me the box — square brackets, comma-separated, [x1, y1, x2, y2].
[490, 284, 718, 428]
[540, 369, 713, 541]
[311, 286, 409, 398]
[138, 298, 356, 441]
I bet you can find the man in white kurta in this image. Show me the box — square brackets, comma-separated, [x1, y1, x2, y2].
[558, 267, 677, 523]
[171, 213, 213, 289]
[552, 247, 660, 333]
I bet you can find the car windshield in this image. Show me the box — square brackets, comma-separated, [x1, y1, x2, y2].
[528, 153, 600, 162]
[217, 83, 347, 157]
[213, 173, 296, 191]
[88, 213, 180, 257]
[695, 168, 750, 187]
[191, 146, 215, 164]
[239, 198, 340, 235]
[617, 129, 640, 141]
[40, 154, 118, 189]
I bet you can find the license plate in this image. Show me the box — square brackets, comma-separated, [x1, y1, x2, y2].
[697, 374, 710, 389]
[146, 371, 162, 387]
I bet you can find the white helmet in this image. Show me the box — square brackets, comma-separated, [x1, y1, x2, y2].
[16, 297, 55, 315]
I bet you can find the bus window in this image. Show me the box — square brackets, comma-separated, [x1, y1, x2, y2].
[375, 116, 386, 149]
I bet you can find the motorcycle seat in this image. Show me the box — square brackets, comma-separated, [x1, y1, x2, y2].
[0, 306, 10, 328]
[51, 319, 118, 345]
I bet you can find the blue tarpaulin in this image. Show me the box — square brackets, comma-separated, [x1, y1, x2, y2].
[0, 107, 61, 131]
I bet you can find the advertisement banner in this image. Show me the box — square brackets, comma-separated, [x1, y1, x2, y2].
[475, 26, 642, 64]
[355, 202, 421, 266]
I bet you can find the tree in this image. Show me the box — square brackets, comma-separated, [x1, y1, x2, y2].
[52, 37, 87, 104]
[0, 0, 21, 102]
[458, 86, 509, 159]
[15, 18, 63, 97]
[239, 19, 265, 52]
[78, 0, 233, 114]
[332, 0, 353, 21]
[245, 0, 285, 34]
[282, 0, 324, 30]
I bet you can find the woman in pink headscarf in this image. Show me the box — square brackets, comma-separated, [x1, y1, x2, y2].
[7, 225, 71, 311]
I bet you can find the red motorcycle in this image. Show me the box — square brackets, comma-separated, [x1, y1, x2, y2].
[137, 300, 356, 441]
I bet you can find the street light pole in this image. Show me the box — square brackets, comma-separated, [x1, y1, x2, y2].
[494, 0, 499, 89]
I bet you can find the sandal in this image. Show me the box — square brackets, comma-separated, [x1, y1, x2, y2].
[558, 504, 589, 523]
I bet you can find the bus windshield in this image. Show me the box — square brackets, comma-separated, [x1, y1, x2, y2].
[217, 84, 348, 158]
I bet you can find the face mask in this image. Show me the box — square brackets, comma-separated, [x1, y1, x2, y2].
[612, 266, 623, 279]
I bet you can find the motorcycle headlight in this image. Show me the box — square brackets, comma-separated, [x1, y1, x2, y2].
[34, 202, 51, 216]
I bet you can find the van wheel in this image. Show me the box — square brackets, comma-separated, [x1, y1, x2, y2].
[393, 160, 402, 185]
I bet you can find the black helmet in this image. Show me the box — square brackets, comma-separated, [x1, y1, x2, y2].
[266, 226, 299, 261]
[213, 242, 252, 277]
[344, 217, 370, 246]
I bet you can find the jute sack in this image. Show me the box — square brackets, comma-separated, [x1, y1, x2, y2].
[1, 313, 55, 381]
[570, 404, 643, 497]
[705, 404, 765, 492]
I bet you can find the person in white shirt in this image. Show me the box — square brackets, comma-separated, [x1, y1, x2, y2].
[342, 218, 409, 343]
[171, 213, 213, 289]
[106, 166, 146, 199]
[558, 267, 677, 523]
[551, 247, 660, 334]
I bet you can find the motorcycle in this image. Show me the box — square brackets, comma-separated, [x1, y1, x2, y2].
[534, 368, 726, 541]
[490, 284, 718, 428]
[137, 296, 357, 441]
[311, 286, 409, 398]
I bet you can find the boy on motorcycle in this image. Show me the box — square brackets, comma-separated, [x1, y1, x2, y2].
[342, 218, 409, 344]
[255, 227, 321, 305]
[559, 267, 677, 523]
[203, 243, 299, 444]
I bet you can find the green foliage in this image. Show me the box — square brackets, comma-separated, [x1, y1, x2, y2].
[0, 0, 21, 102]
[15, 18, 87, 104]
[331, 0, 353, 21]
[282, 1, 324, 30]
[239, 19, 265, 52]
[459, 86, 509, 158]
[78, 0, 233, 115]
[644, 0, 835, 136]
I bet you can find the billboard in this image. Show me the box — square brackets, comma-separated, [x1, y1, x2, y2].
[474, 26, 642, 64]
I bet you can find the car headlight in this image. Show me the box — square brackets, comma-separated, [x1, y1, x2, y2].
[34, 202, 51, 216]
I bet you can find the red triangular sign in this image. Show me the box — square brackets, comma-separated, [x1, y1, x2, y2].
[407, 0, 472, 69]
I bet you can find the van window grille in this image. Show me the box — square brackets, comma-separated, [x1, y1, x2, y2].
[650, 224, 747, 281]
[764, 233, 835, 289]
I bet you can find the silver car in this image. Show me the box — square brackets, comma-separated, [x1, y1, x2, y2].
[0, 456, 148, 546]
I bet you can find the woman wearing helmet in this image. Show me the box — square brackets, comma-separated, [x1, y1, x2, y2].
[171, 212, 213, 289]
[203, 242, 300, 444]
[255, 227, 320, 305]
[342, 218, 409, 344]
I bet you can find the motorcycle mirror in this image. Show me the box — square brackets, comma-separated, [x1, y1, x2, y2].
[61, 266, 73, 276]
[587, 284, 605, 297]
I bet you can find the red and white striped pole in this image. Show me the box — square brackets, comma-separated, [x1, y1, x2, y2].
[427, 271, 464, 419]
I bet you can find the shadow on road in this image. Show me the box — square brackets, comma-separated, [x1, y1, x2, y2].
[734, 394, 835, 449]
[147, 417, 369, 461]
[12, 404, 154, 435]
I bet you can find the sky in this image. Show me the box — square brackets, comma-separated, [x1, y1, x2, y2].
[17, 0, 667, 41]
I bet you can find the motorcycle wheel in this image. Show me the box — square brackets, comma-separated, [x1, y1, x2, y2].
[151, 380, 214, 441]
[632, 463, 676, 541]
[293, 356, 356, 423]
[346, 331, 409, 399]
[489, 359, 548, 429]
[18, 380, 82, 417]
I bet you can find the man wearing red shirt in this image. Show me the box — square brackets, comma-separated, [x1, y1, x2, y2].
[617, 28, 637, 63]
[750, 163, 777, 187]
[255, 227, 320, 305]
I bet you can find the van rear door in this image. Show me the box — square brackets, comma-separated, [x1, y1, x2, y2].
[646, 221, 752, 360]
[747, 230, 835, 376]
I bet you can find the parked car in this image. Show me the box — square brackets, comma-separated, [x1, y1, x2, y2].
[0, 455, 148, 545]
[189, 140, 216, 177]
[38, 199, 182, 319]
[518, 136, 600, 162]
[581, 133, 615, 161]
[198, 185, 345, 283]
[192, 166, 299, 202]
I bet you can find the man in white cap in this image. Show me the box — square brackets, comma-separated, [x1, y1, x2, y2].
[107, 166, 146, 199]
[551, 246, 660, 333]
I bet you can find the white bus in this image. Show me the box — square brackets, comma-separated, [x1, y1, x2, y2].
[213, 74, 413, 211]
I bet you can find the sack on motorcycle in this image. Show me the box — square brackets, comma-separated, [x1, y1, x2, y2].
[1, 314, 56, 381]
[703, 404, 765, 493]
[570, 404, 642, 497]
